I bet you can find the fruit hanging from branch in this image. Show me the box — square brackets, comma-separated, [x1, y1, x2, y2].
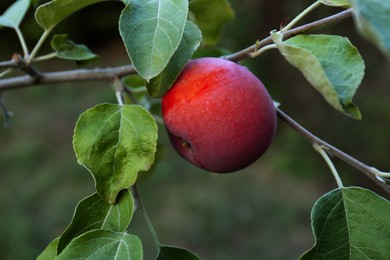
[162, 57, 277, 173]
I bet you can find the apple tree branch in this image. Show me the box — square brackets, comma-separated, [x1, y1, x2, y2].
[0, 9, 353, 91]
[1, 7, 389, 194]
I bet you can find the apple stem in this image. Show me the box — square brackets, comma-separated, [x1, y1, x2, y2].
[313, 143, 344, 188]
[276, 108, 390, 195]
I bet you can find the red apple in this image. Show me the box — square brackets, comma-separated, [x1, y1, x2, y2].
[161, 57, 277, 173]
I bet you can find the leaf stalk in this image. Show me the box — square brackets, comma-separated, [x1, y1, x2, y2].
[313, 143, 344, 188]
[277, 108, 390, 195]
[27, 29, 52, 65]
[249, 44, 277, 58]
[281, 1, 322, 32]
[131, 185, 161, 251]
[15, 27, 29, 57]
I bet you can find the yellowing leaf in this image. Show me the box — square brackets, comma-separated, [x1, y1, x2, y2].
[319, 0, 351, 7]
[272, 32, 364, 119]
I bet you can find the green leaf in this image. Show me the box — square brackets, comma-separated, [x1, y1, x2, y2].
[189, 0, 234, 46]
[157, 246, 199, 260]
[119, 0, 188, 81]
[192, 47, 231, 59]
[319, 0, 351, 7]
[300, 187, 390, 260]
[350, 0, 390, 56]
[123, 75, 146, 88]
[0, 0, 30, 28]
[57, 230, 142, 260]
[73, 104, 158, 204]
[51, 34, 97, 62]
[272, 32, 364, 119]
[35, 0, 108, 30]
[123, 75, 148, 103]
[36, 238, 59, 260]
[146, 20, 202, 98]
[57, 189, 134, 254]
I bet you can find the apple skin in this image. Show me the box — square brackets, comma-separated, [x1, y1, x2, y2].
[161, 57, 277, 173]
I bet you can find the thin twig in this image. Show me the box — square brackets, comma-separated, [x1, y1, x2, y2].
[224, 8, 353, 62]
[0, 54, 42, 79]
[0, 6, 387, 194]
[0, 65, 136, 91]
[0, 60, 18, 69]
[131, 185, 161, 251]
[313, 143, 344, 189]
[277, 108, 390, 195]
[0, 8, 353, 91]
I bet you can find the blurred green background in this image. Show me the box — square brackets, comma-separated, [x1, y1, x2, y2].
[1, 0, 389, 259]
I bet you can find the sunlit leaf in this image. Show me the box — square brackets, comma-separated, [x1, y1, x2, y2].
[300, 187, 390, 259]
[57, 190, 134, 254]
[0, 0, 30, 28]
[119, 0, 188, 81]
[35, 0, 108, 30]
[350, 0, 390, 56]
[36, 238, 59, 260]
[57, 230, 142, 260]
[51, 34, 97, 62]
[146, 21, 202, 98]
[157, 246, 199, 260]
[319, 0, 350, 7]
[272, 32, 364, 119]
[73, 104, 158, 204]
[189, 0, 234, 46]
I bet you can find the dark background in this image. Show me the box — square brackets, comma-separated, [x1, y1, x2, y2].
[1, 0, 389, 259]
